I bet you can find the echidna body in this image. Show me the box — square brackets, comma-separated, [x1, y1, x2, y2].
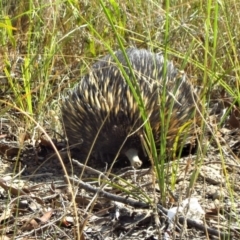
[62, 48, 199, 168]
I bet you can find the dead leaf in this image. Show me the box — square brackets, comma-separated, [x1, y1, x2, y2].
[228, 110, 240, 128]
[39, 134, 56, 150]
[0, 235, 11, 240]
[0, 180, 28, 196]
[0, 134, 7, 139]
[39, 209, 53, 223]
[0, 207, 12, 224]
[18, 132, 31, 145]
[0, 143, 20, 158]
[60, 216, 74, 228]
[21, 218, 39, 231]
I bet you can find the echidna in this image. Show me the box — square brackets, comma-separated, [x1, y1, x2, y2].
[62, 48, 200, 168]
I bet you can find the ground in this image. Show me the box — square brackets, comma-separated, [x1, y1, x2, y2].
[0, 111, 240, 239]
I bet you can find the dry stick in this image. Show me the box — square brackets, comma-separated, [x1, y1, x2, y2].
[68, 176, 149, 208]
[72, 159, 109, 180]
[69, 176, 231, 239]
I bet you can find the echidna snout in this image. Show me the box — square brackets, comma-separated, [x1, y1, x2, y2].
[62, 48, 200, 168]
[124, 148, 142, 168]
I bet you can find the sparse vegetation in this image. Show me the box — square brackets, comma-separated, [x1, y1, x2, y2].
[0, 0, 240, 239]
